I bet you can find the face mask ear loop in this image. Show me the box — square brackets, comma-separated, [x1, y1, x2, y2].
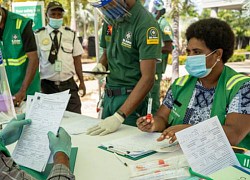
[206, 49, 217, 58]
[210, 58, 220, 69]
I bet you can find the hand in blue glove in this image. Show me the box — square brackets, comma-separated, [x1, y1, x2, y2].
[0, 113, 31, 146]
[48, 127, 72, 158]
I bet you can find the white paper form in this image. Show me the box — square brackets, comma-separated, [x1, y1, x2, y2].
[63, 111, 101, 135]
[175, 116, 240, 175]
[12, 92, 70, 172]
[25, 91, 70, 115]
[24, 95, 34, 115]
[101, 132, 180, 158]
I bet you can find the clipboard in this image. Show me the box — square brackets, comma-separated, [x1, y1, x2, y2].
[188, 168, 213, 180]
[189, 153, 250, 179]
[98, 145, 156, 161]
[19, 147, 78, 180]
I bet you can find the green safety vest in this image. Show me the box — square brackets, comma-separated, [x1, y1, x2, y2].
[169, 66, 250, 149]
[0, 11, 40, 96]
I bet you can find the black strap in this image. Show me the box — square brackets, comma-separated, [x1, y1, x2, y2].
[105, 88, 133, 97]
[48, 30, 59, 64]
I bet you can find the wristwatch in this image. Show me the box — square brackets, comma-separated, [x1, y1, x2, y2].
[117, 109, 127, 119]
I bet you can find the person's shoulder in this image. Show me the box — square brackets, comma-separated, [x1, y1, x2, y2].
[159, 16, 170, 26]
[133, 5, 156, 26]
[34, 27, 46, 34]
[8, 11, 31, 21]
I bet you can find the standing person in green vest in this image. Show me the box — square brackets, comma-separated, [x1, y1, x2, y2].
[0, 5, 40, 107]
[148, 0, 173, 114]
[86, 0, 162, 136]
[137, 18, 250, 150]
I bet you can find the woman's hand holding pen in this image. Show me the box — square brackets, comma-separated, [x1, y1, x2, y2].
[157, 124, 191, 144]
[136, 116, 155, 132]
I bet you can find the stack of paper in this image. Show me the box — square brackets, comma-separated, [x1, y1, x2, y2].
[12, 91, 70, 172]
[129, 155, 190, 180]
[62, 111, 101, 135]
[101, 132, 180, 159]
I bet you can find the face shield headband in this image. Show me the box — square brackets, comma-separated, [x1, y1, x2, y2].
[89, 0, 130, 23]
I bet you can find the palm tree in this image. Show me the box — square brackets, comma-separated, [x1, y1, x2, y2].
[171, 0, 180, 82]
[169, 0, 197, 81]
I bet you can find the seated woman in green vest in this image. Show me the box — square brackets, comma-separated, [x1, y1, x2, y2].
[136, 18, 250, 150]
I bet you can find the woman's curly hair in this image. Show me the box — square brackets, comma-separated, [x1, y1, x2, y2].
[185, 18, 235, 63]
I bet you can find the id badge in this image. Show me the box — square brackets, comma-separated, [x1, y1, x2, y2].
[55, 61, 62, 72]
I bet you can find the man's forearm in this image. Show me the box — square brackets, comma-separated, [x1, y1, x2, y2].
[73, 55, 84, 83]
[54, 152, 70, 168]
[119, 74, 155, 117]
[99, 50, 108, 68]
[48, 152, 75, 180]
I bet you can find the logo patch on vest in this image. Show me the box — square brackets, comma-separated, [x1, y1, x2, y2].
[12, 34, 21, 45]
[121, 31, 132, 48]
[42, 38, 50, 45]
[146, 27, 159, 45]
[105, 25, 112, 42]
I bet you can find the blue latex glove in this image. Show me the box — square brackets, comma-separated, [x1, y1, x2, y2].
[0, 113, 31, 146]
[48, 127, 72, 158]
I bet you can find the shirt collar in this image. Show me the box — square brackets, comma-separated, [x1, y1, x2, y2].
[46, 25, 63, 34]
[124, 0, 141, 23]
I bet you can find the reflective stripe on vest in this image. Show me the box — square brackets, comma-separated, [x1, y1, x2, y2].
[16, 19, 22, 29]
[176, 75, 189, 86]
[226, 74, 250, 90]
[3, 54, 27, 66]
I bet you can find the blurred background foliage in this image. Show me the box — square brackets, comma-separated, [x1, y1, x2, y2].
[1, 0, 249, 60]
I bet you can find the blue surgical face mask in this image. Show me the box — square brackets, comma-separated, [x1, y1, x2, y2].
[185, 50, 218, 78]
[49, 18, 63, 29]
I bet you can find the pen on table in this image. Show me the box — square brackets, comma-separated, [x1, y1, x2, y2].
[108, 146, 130, 156]
[113, 152, 128, 167]
[146, 98, 153, 120]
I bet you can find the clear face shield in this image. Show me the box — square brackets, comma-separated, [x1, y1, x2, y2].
[145, 0, 165, 18]
[88, 0, 131, 24]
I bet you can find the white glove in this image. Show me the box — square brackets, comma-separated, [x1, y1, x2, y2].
[86, 112, 124, 136]
[92, 63, 106, 80]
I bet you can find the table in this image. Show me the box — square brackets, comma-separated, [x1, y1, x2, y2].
[7, 111, 183, 180]
[60, 112, 183, 180]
